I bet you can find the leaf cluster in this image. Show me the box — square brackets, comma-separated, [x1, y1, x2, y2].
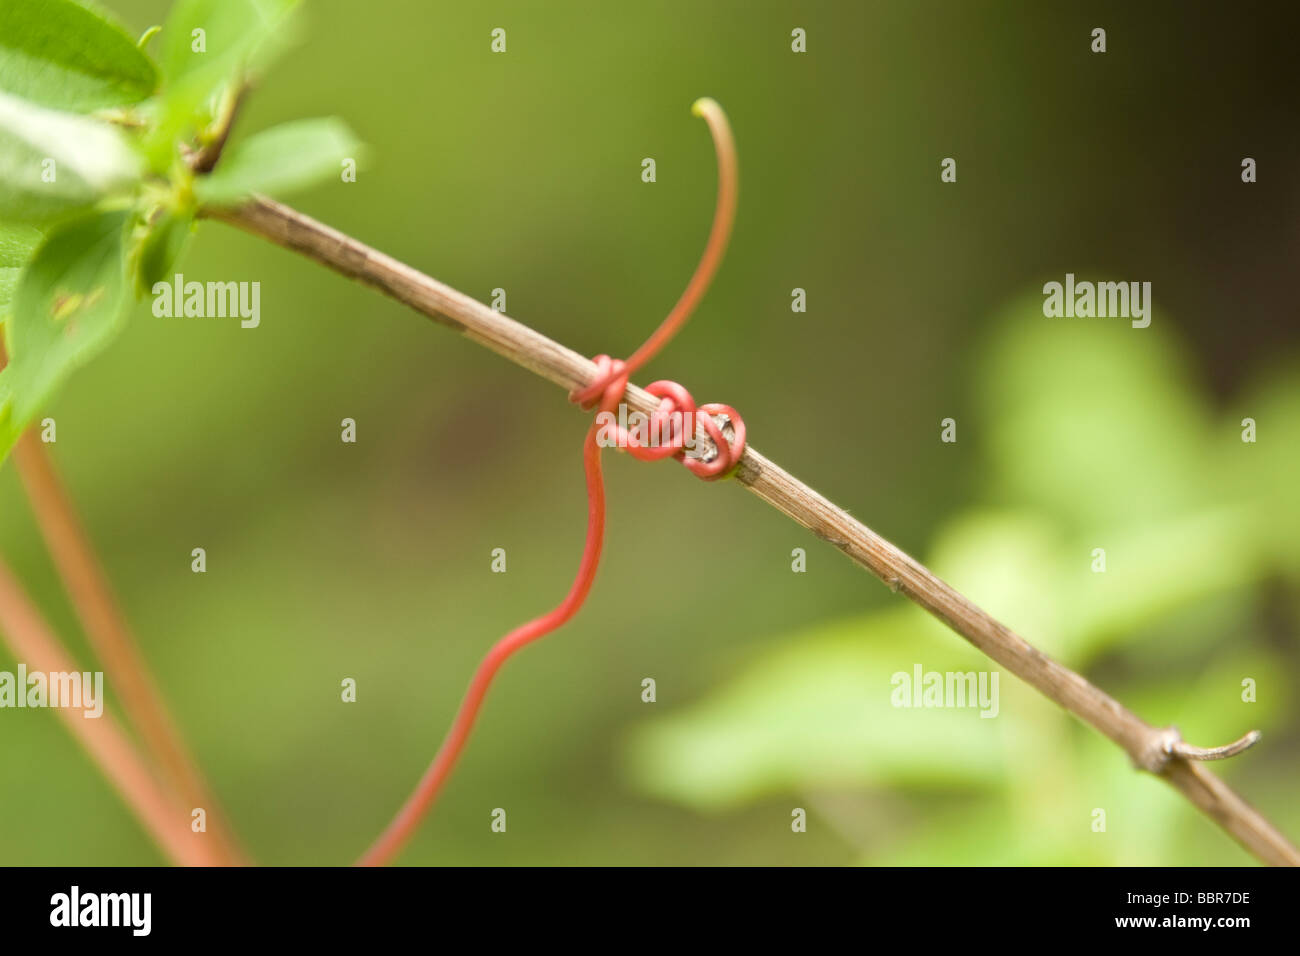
[0, 0, 363, 463]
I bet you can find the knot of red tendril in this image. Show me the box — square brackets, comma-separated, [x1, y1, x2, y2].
[569, 354, 746, 480]
[358, 98, 744, 867]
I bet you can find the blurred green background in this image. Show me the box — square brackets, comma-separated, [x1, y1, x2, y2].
[1, 0, 1298, 865]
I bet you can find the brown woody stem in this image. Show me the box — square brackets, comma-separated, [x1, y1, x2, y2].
[200, 194, 1300, 867]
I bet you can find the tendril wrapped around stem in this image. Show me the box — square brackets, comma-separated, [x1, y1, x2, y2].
[358, 98, 743, 867]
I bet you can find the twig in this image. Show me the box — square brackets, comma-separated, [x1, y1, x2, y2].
[189, 82, 248, 174]
[1, 341, 244, 864]
[205, 195, 1299, 866]
[0, 557, 219, 866]
[11, 433, 246, 865]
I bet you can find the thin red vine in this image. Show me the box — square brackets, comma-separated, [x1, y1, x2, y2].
[357, 98, 743, 866]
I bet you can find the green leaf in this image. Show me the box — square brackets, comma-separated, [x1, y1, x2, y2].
[0, 90, 143, 222]
[0, 221, 42, 315]
[2, 209, 129, 459]
[624, 608, 1013, 811]
[131, 206, 194, 294]
[143, 0, 299, 168]
[976, 295, 1212, 531]
[864, 800, 1111, 866]
[0, 0, 159, 112]
[924, 507, 1262, 666]
[160, 0, 298, 90]
[195, 118, 361, 205]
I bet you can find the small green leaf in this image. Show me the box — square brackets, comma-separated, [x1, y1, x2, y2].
[195, 118, 361, 205]
[131, 206, 195, 294]
[977, 296, 1211, 531]
[624, 608, 1011, 810]
[3, 209, 129, 453]
[0, 0, 159, 112]
[0, 90, 144, 223]
[143, 0, 299, 168]
[0, 221, 42, 316]
[159, 0, 298, 89]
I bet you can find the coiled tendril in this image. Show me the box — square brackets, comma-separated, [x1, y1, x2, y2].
[358, 98, 744, 866]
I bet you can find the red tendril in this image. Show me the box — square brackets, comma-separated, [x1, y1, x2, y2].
[357, 98, 744, 866]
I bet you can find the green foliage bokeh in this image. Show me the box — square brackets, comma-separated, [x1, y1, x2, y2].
[0, 0, 1295, 865]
